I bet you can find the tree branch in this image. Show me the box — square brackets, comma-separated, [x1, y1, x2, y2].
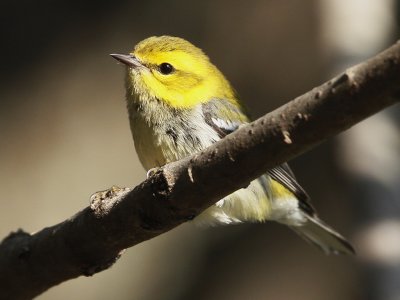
[1, 41, 399, 300]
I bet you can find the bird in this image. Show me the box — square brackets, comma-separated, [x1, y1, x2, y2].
[110, 35, 354, 255]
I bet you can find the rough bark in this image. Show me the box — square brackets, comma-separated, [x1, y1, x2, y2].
[0, 41, 399, 300]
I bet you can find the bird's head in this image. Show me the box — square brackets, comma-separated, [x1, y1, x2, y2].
[111, 36, 235, 108]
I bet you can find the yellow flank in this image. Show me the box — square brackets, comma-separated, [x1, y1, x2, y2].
[269, 179, 295, 199]
[131, 36, 237, 108]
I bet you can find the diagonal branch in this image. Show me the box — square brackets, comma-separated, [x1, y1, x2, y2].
[1, 41, 400, 300]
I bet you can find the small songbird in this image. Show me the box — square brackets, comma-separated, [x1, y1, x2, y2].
[111, 36, 354, 254]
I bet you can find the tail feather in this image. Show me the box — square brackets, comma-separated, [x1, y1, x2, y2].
[291, 215, 355, 255]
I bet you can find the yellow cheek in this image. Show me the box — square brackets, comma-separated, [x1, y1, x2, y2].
[140, 72, 183, 105]
[140, 71, 218, 108]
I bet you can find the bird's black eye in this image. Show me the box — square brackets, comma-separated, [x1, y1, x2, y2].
[159, 63, 174, 75]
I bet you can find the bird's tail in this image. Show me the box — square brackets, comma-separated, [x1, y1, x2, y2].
[291, 215, 355, 255]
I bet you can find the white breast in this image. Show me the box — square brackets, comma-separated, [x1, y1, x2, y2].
[129, 102, 219, 170]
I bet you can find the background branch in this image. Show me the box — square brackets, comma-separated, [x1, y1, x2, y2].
[0, 41, 399, 300]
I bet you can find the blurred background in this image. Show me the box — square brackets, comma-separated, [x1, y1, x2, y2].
[1, 0, 399, 299]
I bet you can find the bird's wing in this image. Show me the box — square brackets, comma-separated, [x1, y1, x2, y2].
[267, 164, 315, 215]
[202, 98, 248, 137]
[202, 99, 315, 215]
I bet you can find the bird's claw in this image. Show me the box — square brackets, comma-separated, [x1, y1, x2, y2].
[146, 167, 160, 179]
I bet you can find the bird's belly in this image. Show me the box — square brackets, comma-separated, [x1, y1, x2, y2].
[130, 117, 166, 170]
[130, 113, 211, 169]
[129, 113, 289, 225]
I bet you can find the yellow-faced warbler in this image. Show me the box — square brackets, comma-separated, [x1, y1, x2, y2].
[111, 36, 354, 255]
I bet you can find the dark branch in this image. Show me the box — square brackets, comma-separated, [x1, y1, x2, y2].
[1, 41, 400, 300]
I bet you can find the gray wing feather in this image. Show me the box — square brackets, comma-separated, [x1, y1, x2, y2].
[202, 98, 245, 137]
[267, 164, 315, 215]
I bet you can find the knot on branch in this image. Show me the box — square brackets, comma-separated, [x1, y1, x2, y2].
[90, 186, 131, 218]
[0, 229, 32, 259]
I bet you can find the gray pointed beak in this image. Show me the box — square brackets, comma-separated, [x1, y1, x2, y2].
[110, 53, 142, 68]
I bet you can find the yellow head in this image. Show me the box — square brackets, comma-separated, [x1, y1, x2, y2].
[111, 36, 236, 108]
